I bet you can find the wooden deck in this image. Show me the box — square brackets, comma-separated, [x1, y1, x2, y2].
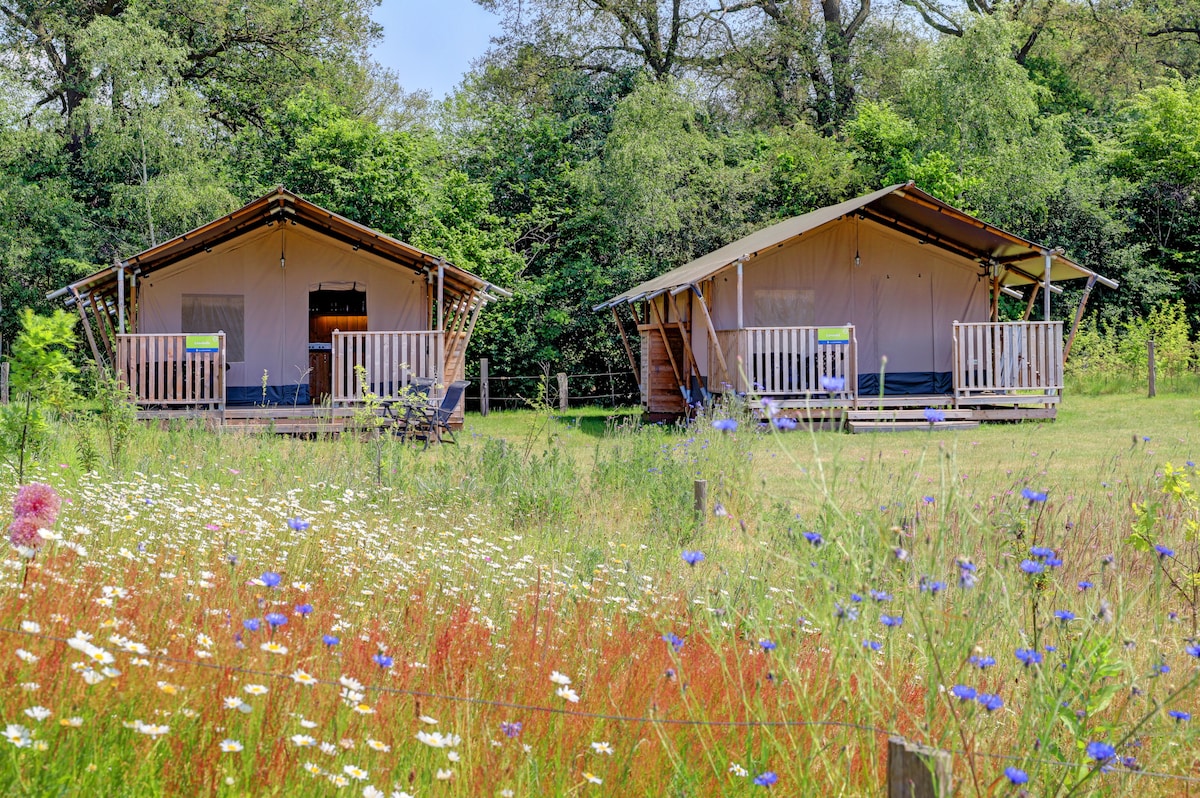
[133, 406, 467, 436]
[745, 392, 1057, 430]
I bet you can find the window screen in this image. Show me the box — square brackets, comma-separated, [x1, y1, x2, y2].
[754, 289, 814, 327]
[182, 294, 245, 361]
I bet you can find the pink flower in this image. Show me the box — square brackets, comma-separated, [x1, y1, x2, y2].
[12, 484, 61, 525]
[8, 516, 47, 550]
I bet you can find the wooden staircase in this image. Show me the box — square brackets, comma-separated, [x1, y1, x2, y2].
[843, 408, 979, 434]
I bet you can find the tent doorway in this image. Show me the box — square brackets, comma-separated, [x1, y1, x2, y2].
[309, 286, 367, 404]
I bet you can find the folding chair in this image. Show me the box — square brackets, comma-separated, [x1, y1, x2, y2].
[405, 380, 469, 448]
[377, 379, 434, 438]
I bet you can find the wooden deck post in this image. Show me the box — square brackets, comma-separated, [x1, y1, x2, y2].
[887, 737, 952, 798]
[1021, 283, 1040, 321]
[1063, 274, 1097, 362]
[611, 305, 642, 393]
[691, 284, 731, 390]
[71, 288, 104, 368]
[480, 358, 490, 416]
[1148, 338, 1156, 398]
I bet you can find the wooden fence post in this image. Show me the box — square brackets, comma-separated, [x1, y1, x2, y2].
[694, 479, 707, 527]
[887, 737, 952, 798]
[557, 372, 568, 411]
[1148, 338, 1156, 398]
[480, 358, 489, 416]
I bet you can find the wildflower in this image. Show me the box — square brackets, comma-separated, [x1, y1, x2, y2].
[1153, 663, 1169, 675]
[343, 765, 368, 781]
[949, 685, 976, 701]
[662, 633, 684, 652]
[977, 693, 1003, 712]
[416, 731, 462, 749]
[869, 590, 892, 602]
[924, 408, 946, 423]
[264, 612, 288, 628]
[730, 762, 749, 777]
[260, 571, 282, 588]
[893, 547, 908, 561]
[15, 649, 38, 663]
[802, 531, 823, 546]
[820, 376, 845, 392]
[1021, 488, 1048, 502]
[969, 655, 996, 669]
[24, 706, 50, 721]
[1053, 610, 1075, 623]
[1187, 642, 1200, 658]
[681, 550, 705, 567]
[1086, 741, 1115, 762]
[302, 762, 322, 775]
[1168, 710, 1191, 723]
[759, 639, 777, 652]
[591, 741, 614, 755]
[295, 603, 314, 616]
[291, 735, 317, 747]
[261, 641, 289, 655]
[1019, 559, 1045, 575]
[556, 686, 581, 703]
[59, 717, 83, 728]
[372, 653, 394, 669]
[243, 684, 269, 696]
[4, 724, 31, 747]
[862, 640, 883, 652]
[773, 417, 798, 431]
[549, 671, 572, 686]
[881, 614, 903, 628]
[835, 603, 859, 622]
[243, 618, 261, 632]
[366, 739, 390, 752]
[582, 772, 602, 784]
[419, 715, 438, 725]
[291, 670, 319, 686]
[1078, 580, 1094, 590]
[287, 518, 310, 531]
[1030, 546, 1054, 558]
[712, 418, 737, 432]
[919, 577, 946, 595]
[500, 721, 522, 739]
[9, 517, 47, 551]
[1004, 767, 1028, 785]
[12, 483, 61, 523]
[220, 739, 243, 752]
[1155, 544, 1175, 559]
[323, 634, 340, 647]
[1015, 648, 1043, 667]
[134, 722, 169, 737]
[753, 771, 779, 786]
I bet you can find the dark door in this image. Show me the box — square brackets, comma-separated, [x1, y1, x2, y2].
[309, 288, 367, 404]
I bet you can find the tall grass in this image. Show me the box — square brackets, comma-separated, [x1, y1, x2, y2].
[0, 397, 1198, 795]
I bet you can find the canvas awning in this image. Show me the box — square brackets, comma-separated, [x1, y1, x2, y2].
[595, 182, 1116, 309]
[49, 187, 511, 305]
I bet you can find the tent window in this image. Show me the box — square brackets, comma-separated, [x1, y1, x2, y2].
[182, 294, 245, 361]
[754, 289, 814, 327]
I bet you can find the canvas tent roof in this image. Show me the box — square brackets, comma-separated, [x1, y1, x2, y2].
[596, 183, 1116, 309]
[50, 187, 510, 304]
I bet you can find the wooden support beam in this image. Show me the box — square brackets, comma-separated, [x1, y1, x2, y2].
[1063, 274, 1097, 362]
[72, 288, 104, 368]
[691, 283, 731, 390]
[88, 292, 115, 363]
[859, 208, 988, 264]
[128, 272, 138, 333]
[1021, 283, 1041, 321]
[990, 275, 1000, 322]
[667, 291, 704, 400]
[611, 306, 642, 392]
[648, 297, 687, 400]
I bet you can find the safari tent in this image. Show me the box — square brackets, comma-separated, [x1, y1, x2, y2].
[50, 187, 508, 429]
[596, 183, 1117, 428]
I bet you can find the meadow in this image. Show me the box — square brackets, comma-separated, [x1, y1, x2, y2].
[2, 391, 1199, 796]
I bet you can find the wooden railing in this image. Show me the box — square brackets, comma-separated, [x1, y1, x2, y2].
[713, 326, 857, 397]
[116, 333, 226, 408]
[953, 321, 1063, 398]
[331, 330, 444, 405]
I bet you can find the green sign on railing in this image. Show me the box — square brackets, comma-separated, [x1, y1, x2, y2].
[818, 326, 850, 345]
[185, 335, 220, 353]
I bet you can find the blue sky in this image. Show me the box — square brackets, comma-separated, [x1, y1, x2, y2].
[371, 1, 503, 98]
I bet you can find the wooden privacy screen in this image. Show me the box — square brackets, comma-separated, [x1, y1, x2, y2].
[116, 333, 226, 409]
[330, 330, 443, 405]
[953, 321, 1063, 396]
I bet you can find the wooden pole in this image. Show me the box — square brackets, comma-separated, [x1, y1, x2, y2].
[611, 306, 642, 392]
[1021, 283, 1040, 321]
[1063, 274, 1097, 362]
[557, 372, 568, 411]
[72, 289, 104, 368]
[1043, 251, 1053, 321]
[990, 275, 1000, 322]
[667, 291, 703, 402]
[691, 284, 731, 390]
[736, 261, 744, 329]
[1148, 338, 1157, 398]
[648, 297, 687, 400]
[694, 479, 707, 527]
[479, 358, 489, 416]
[887, 737, 952, 798]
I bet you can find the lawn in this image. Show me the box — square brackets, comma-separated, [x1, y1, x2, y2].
[1, 391, 1199, 796]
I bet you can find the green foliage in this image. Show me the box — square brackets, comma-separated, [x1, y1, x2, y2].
[1067, 300, 1195, 388]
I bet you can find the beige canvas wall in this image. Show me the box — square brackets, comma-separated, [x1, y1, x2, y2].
[137, 224, 429, 389]
[701, 216, 989, 376]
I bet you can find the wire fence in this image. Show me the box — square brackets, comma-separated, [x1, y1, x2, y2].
[4, 622, 1200, 788]
[463, 361, 639, 413]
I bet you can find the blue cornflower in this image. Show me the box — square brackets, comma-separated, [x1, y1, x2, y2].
[835, 603, 859, 622]
[1186, 642, 1200, 658]
[881, 614, 903, 628]
[260, 571, 282, 588]
[1155, 544, 1175, 559]
[1053, 610, 1075, 623]
[820, 376, 845, 393]
[681, 550, 705, 567]
[1015, 648, 1043, 667]
[1168, 709, 1191, 722]
[977, 693, 1003, 712]
[243, 618, 261, 632]
[924, 408, 946, 423]
[1004, 767, 1029, 784]
[500, 721, 522, 738]
[1019, 559, 1045, 575]
[850, 593, 863, 603]
[1046, 556, 1063, 568]
[773, 417, 798, 431]
[803, 531, 823, 546]
[1021, 488, 1048, 502]
[862, 640, 883, 652]
[1086, 741, 1116, 762]
[322, 634, 340, 647]
[759, 639, 776, 652]
[949, 685, 976, 701]
[1078, 580, 1094, 591]
[753, 771, 778, 787]
[294, 603, 314, 616]
[969, 655, 996, 669]
[373, 653, 394, 668]
[1030, 546, 1055, 559]
[1189, 461, 1196, 468]
[922, 496, 935, 505]
[959, 569, 978, 589]
[1045, 645, 1057, 652]
[1143, 436, 1151, 442]
[712, 418, 738, 432]
[919, 577, 946, 595]
[662, 633, 685, 652]
[287, 517, 310, 531]
[264, 612, 288, 628]
[869, 590, 892, 602]
[893, 547, 909, 561]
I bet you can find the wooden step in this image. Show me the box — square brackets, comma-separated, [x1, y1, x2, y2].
[847, 420, 980, 434]
[846, 408, 972, 421]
